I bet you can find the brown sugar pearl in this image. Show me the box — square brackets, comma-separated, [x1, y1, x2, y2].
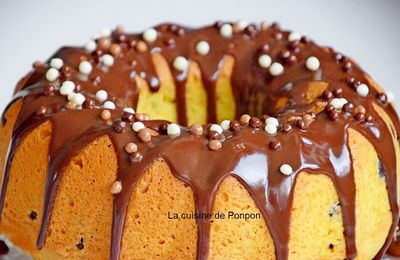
[296, 119, 308, 130]
[43, 85, 55, 95]
[332, 88, 343, 98]
[136, 41, 147, 52]
[342, 61, 352, 72]
[342, 103, 354, 113]
[129, 152, 143, 164]
[122, 112, 134, 122]
[327, 110, 339, 121]
[124, 142, 138, 154]
[101, 110, 111, 121]
[322, 90, 333, 100]
[354, 112, 365, 122]
[110, 181, 122, 194]
[365, 114, 373, 123]
[138, 128, 152, 143]
[36, 107, 47, 116]
[83, 99, 95, 109]
[282, 122, 292, 133]
[208, 131, 220, 140]
[230, 120, 241, 132]
[354, 105, 366, 114]
[376, 93, 388, 104]
[324, 104, 335, 113]
[240, 114, 251, 126]
[110, 43, 122, 56]
[269, 139, 282, 151]
[113, 120, 126, 133]
[208, 140, 222, 151]
[159, 123, 168, 134]
[190, 123, 203, 136]
[33, 60, 45, 69]
[249, 117, 262, 128]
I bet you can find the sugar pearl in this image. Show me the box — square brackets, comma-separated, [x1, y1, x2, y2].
[96, 90, 108, 102]
[71, 93, 86, 106]
[236, 20, 249, 31]
[190, 123, 203, 136]
[100, 28, 112, 38]
[138, 128, 152, 143]
[208, 139, 222, 151]
[386, 91, 394, 103]
[288, 32, 302, 42]
[143, 28, 158, 43]
[306, 56, 320, 71]
[210, 124, 223, 134]
[280, 164, 293, 175]
[269, 62, 284, 76]
[220, 120, 231, 131]
[85, 40, 97, 52]
[265, 123, 278, 135]
[258, 54, 272, 68]
[101, 110, 111, 120]
[103, 101, 116, 109]
[356, 84, 369, 97]
[173, 56, 189, 71]
[110, 181, 122, 194]
[101, 54, 114, 67]
[60, 81, 75, 96]
[125, 142, 138, 154]
[196, 41, 210, 55]
[50, 58, 64, 69]
[265, 117, 279, 127]
[79, 61, 92, 75]
[123, 107, 135, 114]
[220, 24, 233, 38]
[132, 122, 145, 132]
[330, 98, 348, 110]
[167, 123, 181, 138]
[45, 68, 60, 82]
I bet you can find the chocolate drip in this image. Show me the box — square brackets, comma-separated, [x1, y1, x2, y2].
[0, 22, 399, 260]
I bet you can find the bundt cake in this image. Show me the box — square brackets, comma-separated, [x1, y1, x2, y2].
[0, 21, 399, 259]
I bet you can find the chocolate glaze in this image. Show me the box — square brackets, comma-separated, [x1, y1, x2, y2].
[1, 22, 400, 259]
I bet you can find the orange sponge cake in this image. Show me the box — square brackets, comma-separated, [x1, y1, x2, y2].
[0, 21, 399, 259]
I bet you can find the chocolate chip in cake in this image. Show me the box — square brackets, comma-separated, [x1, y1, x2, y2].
[76, 238, 84, 250]
[29, 210, 37, 220]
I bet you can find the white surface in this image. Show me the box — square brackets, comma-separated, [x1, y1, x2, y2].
[0, 0, 399, 114]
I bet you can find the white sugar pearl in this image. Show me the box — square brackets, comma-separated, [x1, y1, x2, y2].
[288, 32, 302, 42]
[67, 92, 76, 101]
[173, 56, 189, 71]
[85, 40, 97, 53]
[264, 123, 278, 135]
[71, 93, 86, 106]
[220, 24, 233, 38]
[210, 124, 223, 134]
[95, 90, 108, 102]
[123, 107, 135, 114]
[143, 28, 158, 43]
[386, 91, 394, 103]
[132, 122, 145, 132]
[45, 68, 60, 82]
[100, 28, 112, 38]
[330, 98, 348, 110]
[220, 120, 231, 131]
[356, 84, 369, 97]
[280, 164, 293, 175]
[196, 41, 210, 55]
[103, 101, 116, 109]
[236, 20, 249, 31]
[258, 54, 272, 68]
[265, 117, 279, 127]
[79, 61, 92, 75]
[101, 54, 114, 67]
[50, 58, 64, 69]
[306, 56, 320, 71]
[60, 81, 75, 96]
[167, 123, 181, 137]
[269, 62, 284, 76]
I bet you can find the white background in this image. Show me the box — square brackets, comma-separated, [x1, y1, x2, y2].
[0, 0, 399, 114]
